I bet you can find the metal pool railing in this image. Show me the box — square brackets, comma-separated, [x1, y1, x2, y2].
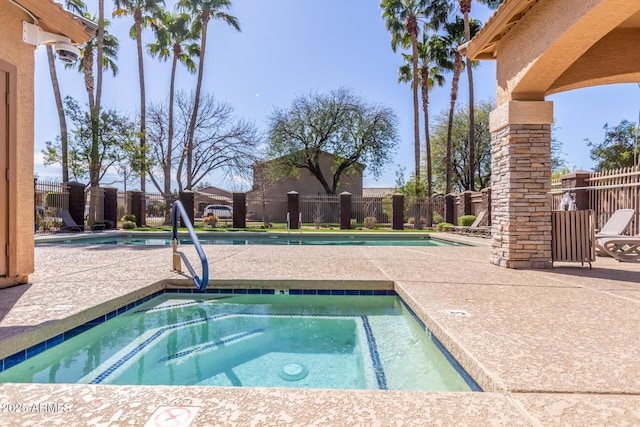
[171, 201, 209, 291]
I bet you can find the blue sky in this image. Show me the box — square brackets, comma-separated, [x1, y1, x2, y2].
[34, 0, 640, 190]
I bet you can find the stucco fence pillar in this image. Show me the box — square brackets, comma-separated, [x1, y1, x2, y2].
[489, 100, 553, 269]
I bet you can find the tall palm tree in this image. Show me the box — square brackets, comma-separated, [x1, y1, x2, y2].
[399, 32, 449, 226]
[458, 0, 503, 190]
[68, 11, 118, 227]
[46, 0, 86, 182]
[113, 0, 165, 193]
[178, 0, 240, 190]
[442, 16, 480, 194]
[148, 11, 200, 198]
[380, 0, 450, 202]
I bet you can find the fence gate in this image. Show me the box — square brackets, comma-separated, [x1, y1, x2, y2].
[0, 70, 8, 276]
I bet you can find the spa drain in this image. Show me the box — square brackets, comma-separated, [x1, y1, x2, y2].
[278, 363, 309, 381]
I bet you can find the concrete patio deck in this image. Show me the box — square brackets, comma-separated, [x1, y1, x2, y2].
[0, 232, 639, 426]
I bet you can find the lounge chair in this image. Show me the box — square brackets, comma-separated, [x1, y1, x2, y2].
[58, 209, 84, 232]
[594, 209, 635, 254]
[58, 209, 105, 232]
[596, 234, 640, 262]
[447, 211, 491, 237]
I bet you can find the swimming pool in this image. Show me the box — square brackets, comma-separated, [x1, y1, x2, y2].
[0, 292, 477, 391]
[36, 232, 460, 247]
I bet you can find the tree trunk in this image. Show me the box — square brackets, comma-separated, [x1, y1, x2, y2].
[463, 9, 475, 191]
[421, 66, 433, 227]
[46, 45, 69, 183]
[446, 53, 463, 195]
[89, 0, 105, 227]
[186, 14, 210, 190]
[135, 13, 146, 193]
[164, 52, 179, 224]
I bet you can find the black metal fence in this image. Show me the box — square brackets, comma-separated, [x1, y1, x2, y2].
[33, 179, 456, 233]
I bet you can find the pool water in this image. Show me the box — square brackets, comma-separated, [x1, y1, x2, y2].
[40, 233, 458, 247]
[0, 294, 475, 391]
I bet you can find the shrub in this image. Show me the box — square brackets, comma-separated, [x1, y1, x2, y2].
[121, 221, 136, 230]
[458, 215, 476, 227]
[364, 217, 377, 229]
[121, 214, 136, 222]
[432, 212, 444, 224]
[350, 218, 357, 229]
[437, 222, 454, 231]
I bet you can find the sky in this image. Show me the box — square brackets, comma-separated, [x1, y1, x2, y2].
[33, 0, 640, 191]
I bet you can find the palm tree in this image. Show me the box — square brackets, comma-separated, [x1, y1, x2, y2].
[113, 0, 165, 193]
[399, 32, 449, 226]
[68, 12, 118, 228]
[442, 16, 480, 194]
[46, 0, 86, 182]
[178, 0, 240, 190]
[148, 10, 199, 199]
[380, 0, 450, 203]
[457, 0, 503, 190]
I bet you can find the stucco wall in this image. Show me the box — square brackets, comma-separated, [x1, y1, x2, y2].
[0, 4, 36, 285]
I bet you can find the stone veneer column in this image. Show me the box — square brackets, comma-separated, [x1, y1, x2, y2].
[489, 101, 553, 269]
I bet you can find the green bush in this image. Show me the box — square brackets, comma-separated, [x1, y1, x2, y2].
[364, 217, 377, 229]
[433, 212, 444, 224]
[350, 218, 357, 229]
[437, 222, 454, 231]
[121, 214, 136, 222]
[458, 215, 476, 227]
[121, 221, 137, 229]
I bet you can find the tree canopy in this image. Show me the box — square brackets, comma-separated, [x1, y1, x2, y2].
[266, 88, 399, 195]
[587, 120, 638, 171]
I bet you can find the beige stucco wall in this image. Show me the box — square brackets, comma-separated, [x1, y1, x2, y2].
[495, 0, 640, 105]
[252, 155, 363, 198]
[0, 4, 36, 285]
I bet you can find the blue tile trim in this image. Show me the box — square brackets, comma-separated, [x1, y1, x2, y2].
[396, 298, 482, 392]
[430, 334, 482, 392]
[361, 315, 387, 390]
[90, 312, 235, 384]
[159, 328, 266, 362]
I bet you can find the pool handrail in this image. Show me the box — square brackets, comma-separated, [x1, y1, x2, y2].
[171, 200, 209, 291]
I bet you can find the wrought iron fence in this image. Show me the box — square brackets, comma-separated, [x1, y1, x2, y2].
[551, 166, 640, 235]
[34, 179, 69, 235]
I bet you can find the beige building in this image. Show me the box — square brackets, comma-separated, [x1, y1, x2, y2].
[467, 0, 640, 268]
[247, 151, 364, 221]
[0, 0, 92, 287]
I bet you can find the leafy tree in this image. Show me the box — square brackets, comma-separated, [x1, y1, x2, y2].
[42, 97, 137, 185]
[148, 10, 199, 197]
[381, 0, 451, 199]
[267, 88, 399, 195]
[587, 120, 639, 170]
[113, 0, 166, 193]
[178, 0, 241, 190]
[551, 128, 567, 173]
[431, 100, 493, 192]
[45, 0, 86, 183]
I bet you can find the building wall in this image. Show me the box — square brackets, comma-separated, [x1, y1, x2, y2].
[251, 154, 363, 197]
[0, 4, 36, 286]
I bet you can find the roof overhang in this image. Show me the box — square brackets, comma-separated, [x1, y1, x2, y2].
[466, 0, 538, 60]
[12, 0, 95, 45]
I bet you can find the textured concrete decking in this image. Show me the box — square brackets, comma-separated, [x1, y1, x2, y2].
[0, 232, 639, 426]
